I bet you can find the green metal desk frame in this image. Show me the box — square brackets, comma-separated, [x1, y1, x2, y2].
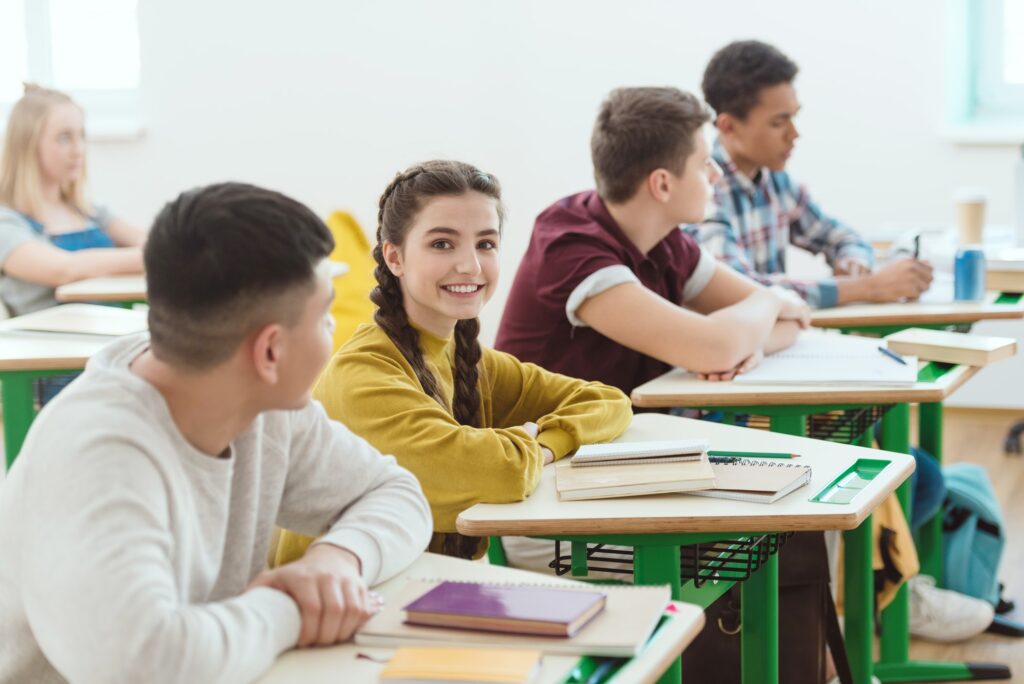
[1, 367, 75, 470]
[694, 363, 1008, 682]
[490, 529, 794, 684]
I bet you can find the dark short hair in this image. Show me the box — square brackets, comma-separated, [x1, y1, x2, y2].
[145, 182, 334, 369]
[591, 87, 710, 204]
[702, 40, 798, 119]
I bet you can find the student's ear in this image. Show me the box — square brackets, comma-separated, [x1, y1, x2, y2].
[381, 241, 404, 277]
[646, 169, 673, 204]
[251, 323, 284, 386]
[716, 112, 739, 137]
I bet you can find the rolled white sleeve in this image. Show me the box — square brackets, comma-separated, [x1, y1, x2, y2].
[565, 265, 640, 327]
[681, 247, 717, 303]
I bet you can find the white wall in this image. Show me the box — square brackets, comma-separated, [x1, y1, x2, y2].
[86, 0, 1022, 346]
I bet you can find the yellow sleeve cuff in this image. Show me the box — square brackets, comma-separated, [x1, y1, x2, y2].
[537, 428, 576, 461]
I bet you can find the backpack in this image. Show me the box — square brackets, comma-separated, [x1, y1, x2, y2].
[941, 463, 1004, 605]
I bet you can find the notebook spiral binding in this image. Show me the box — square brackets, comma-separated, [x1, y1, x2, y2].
[718, 458, 805, 469]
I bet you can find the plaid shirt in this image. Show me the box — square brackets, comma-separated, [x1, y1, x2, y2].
[684, 139, 874, 308]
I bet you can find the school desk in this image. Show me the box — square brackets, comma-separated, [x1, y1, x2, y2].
[810, 297, 1022, 581]
[257, 551, 705, 684]
[55, 275, 147, 306]
[630, 365, 1010, 683]
[0, 304, 146, 468]
[458, 413, 915, 684]
[809, 292, 1024, 336]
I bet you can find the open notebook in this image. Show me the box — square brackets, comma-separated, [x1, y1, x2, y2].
[733, 331, 918, 386]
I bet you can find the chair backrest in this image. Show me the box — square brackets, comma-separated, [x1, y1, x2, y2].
[324, 210, 377, 351]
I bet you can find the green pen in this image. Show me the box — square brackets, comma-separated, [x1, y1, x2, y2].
[707, 450, 800, 459]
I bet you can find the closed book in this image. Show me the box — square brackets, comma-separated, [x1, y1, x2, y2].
[379, 647, 542, 683]
[884, 328, 1016, 367]
[570, 439, 708, 467]
[688, 458, 812, 504]
[403, 581, 606, 637]
[357, 580, 670, 657]
[555, 457, 715, 501]
[0, 303, 147, 337]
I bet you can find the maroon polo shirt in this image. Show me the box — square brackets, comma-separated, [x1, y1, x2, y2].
[495, 190, 703, 395]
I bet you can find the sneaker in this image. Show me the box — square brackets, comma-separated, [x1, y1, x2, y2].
[908, 575, 994, 642]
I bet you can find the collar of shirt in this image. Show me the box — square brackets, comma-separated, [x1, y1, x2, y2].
[711, 138, 769, 199]
[581, 191, 674, 272]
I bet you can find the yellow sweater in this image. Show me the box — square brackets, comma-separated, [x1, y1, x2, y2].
[276, 322, 631, 563]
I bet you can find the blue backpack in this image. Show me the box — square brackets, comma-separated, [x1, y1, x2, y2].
[941, 463, 1004, 605]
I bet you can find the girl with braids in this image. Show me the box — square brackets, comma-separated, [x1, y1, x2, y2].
[276, 160, 631, 565]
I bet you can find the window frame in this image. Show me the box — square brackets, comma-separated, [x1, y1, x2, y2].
[0, 0, 143, 141]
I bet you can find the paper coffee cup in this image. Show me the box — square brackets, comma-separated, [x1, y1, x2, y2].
[953, 188, 987, 245]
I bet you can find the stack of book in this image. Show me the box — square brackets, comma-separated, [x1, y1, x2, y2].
[556, 440, 812, 504]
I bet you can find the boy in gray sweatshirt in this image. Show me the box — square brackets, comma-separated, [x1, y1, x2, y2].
[0, 182, 433, 683]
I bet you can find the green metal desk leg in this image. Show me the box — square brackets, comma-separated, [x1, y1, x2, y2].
[845, 516, 874, 684]
[634, 545, 682, 684]
[2, 373, 36, 470]
[879, 402, 911, 666]
[769, 413, 807, 437]
[740, 552, 779, 684]
[916, 402, 943, 582]
[875, 403, 1010, 680]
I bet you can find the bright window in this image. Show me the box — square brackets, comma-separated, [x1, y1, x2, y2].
[0, 0, 141, 137]
[973, 0, 1024, 118]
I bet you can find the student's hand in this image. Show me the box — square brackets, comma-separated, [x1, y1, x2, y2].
[696, 348, 764, 382]
[520, 422, 539, 438]
[734, 348, 764, 376]
[867, 258, 933, 302]
[834, 257, 871, 277]
[769, 287, 811, 328]
[541, 447, 555, 465]
[247, 544, 382, 647]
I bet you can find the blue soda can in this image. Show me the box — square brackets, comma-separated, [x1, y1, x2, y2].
[954, 247, 986, 301]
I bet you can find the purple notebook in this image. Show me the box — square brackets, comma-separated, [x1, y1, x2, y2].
[402, 581, 607, 637]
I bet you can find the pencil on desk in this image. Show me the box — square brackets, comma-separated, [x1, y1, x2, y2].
[707, 450, 800, 459]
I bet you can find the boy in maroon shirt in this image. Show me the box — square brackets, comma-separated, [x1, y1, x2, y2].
[495, 86, 808, 395]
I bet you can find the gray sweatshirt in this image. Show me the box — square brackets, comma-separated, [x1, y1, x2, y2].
[0, 335, 433, 683]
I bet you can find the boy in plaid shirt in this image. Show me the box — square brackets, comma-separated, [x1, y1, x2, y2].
[686, 41, 932, 308]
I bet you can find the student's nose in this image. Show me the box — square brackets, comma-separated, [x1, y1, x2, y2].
[455, 248, 482, 275]
[788, 121, 800, 142]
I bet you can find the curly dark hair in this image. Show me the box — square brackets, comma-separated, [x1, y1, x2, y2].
[702, 41, 798, 119]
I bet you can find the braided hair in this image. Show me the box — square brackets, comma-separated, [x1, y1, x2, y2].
[374, 161, 503, 560]
[372, 160, 503, 427]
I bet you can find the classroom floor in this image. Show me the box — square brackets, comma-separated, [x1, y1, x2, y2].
[906, 407, 1024, 678]
[1, 407, 1022, 677]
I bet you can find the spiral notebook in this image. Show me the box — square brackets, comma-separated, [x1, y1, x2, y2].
[687, 458, 812, 504]
[356, 579, 670, 657]
[569, 439, 708, 467]
[733, 331, 918, 386]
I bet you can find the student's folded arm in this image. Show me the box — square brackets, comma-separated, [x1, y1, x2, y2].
[22, 448, 300, 683]
[483, 348, 632, 461]
[277, 402, 433, 585]
[765, 319, 802, 354]
[2, 240, 143, 286]
[104, 216, 148, 247]
[316, 352, 549, 531]
[575, 282, 781, 375]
